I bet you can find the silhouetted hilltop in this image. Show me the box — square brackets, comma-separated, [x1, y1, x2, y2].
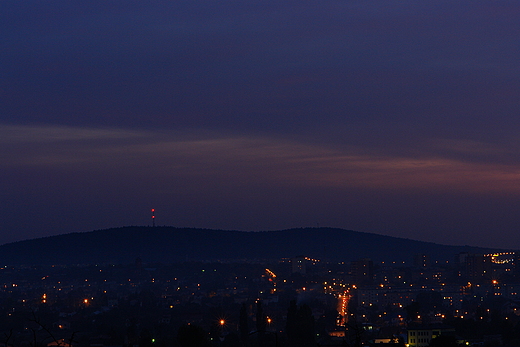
[0, 227, 505, 265]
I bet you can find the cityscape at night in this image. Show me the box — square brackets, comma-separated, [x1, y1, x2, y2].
[3, 0, 520, 346]
[0, 242, 520, 346]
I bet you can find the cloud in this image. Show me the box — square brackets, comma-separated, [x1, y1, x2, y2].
[3, 124, 520, 195]
[0, 124, 145, 143]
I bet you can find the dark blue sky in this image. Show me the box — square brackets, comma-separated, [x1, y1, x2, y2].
[2, 0, 520, 248]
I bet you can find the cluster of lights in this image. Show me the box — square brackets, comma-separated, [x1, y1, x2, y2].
[304, 257, 320, 264]
[265, 269, 276, 278]
[336, 293, 350, 326]
[486, 252, 516, 264]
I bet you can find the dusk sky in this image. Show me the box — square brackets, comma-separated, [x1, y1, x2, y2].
[2, 0, 520, 249]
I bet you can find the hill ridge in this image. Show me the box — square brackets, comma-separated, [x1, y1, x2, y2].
[0, 226, 506, 265]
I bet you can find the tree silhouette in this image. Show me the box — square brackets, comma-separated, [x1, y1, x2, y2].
[285, 300, 315, 347]
[256, 300, 266, 347]
[285, 300, 298, 346]
[138, 328, 153, 347]
[177, 324, 210, 347]
[428, 335, 458, 347]
[239, 303, 249, 346]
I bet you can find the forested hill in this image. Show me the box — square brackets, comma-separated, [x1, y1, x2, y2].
[0, 227, 504, 265]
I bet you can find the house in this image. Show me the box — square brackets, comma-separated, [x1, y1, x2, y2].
[407, 323, 455, 347]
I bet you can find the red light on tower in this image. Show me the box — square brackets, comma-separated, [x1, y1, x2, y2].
[151, 208, 155, 227]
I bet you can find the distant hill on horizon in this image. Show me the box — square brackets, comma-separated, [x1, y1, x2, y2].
[0, 226, 508, 265]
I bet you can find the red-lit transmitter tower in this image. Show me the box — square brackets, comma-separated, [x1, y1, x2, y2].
[151, 208, 155, 227]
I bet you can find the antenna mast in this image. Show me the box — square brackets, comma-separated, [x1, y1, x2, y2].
[151, 208, 155, 227]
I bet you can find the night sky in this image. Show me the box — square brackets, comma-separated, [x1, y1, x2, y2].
[2, 0, 520, 248]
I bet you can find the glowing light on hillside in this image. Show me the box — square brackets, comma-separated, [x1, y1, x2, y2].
[265, 269, 276, 278]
